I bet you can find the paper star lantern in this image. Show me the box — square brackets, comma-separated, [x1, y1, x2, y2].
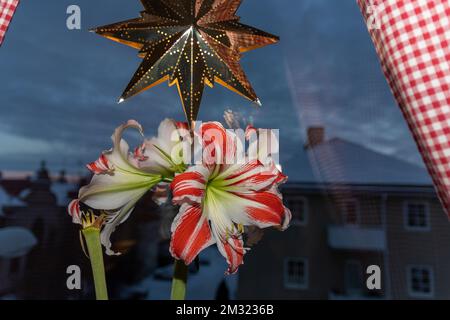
[92, 0, 279, 123]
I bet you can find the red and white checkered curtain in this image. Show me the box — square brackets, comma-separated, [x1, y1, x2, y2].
[0, 0, 19, 46]
[357, 0, 450, 214]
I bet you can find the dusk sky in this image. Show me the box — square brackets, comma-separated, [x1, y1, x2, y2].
[0, 0, 424, 177]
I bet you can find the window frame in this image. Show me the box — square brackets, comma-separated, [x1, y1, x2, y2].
[283, 257, 309, 290]
[406, 265, 435, 298]
[286, 196, 308, 226]
[403, 201, 431, 232]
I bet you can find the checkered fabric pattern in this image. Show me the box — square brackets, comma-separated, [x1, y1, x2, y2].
[0, 0, 19, 46]
[357, 0, 450, 214]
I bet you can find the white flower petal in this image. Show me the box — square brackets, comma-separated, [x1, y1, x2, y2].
[106, 120, 145, 174]
[100, 188, 147, 255]
[139, 119, 190, 176]
[79, 171, 159, 210]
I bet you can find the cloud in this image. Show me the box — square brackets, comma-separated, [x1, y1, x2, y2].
[0, 0, 424, 175]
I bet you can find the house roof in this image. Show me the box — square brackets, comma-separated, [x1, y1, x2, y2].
[284, 138, 432, 186]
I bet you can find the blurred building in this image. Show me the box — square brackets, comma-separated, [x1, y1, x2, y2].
[0, 162, 163, 299]
[0, 162, 87, 299]
[238, 127, 450, 300]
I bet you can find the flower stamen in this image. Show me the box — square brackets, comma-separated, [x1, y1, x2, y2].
[80, 208, 105, 230]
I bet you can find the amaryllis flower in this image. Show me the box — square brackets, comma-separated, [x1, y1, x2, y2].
[69, 119, 188, 255]
[170, 122, 291, 274]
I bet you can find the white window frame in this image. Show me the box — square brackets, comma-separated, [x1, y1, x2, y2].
[403, 201, 430, 232]
[407, 265, 435, 298]
[283, 257, 308, 290]
[341, 199, 361, 225]
[286, 196, 308, 226]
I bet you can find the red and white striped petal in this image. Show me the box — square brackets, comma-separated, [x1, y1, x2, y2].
[170, 203, 215, 265]
[133, 143, 149, 161]
[207, 187, 289, 231]
[68, 199, 82, 225]
[175, 121, 189, 132]
[218, 161, 279, 193]
[201, 169, 290, 231]
[245, 125, 257, 140]
[237, 189, 291, 230]
[264, 159, 287, 185]
[265, 185, 292, 230]
[87, 154, 114, 174]
[212, 227, 245, 275]
[171, 165, 211, 204]
[199, 122, 236, 165]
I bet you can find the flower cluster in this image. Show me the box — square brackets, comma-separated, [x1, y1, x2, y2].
[69, 119, 291, 273]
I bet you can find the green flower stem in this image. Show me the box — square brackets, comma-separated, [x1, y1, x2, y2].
[82, 227, 108, 300]
[171, 259, 188, 300]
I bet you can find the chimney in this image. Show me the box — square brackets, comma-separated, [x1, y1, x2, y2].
[305, 127, 325, 149]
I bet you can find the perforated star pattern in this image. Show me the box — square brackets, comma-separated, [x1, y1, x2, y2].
[92, 0, 279, 123]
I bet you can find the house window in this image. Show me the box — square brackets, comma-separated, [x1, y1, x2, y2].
[284, 258, 308, 289]
[407, 265, 434, 298]
[342, 199, 360, 225]
[404, 202, 430, 231]
[286, 197, 308, 225]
